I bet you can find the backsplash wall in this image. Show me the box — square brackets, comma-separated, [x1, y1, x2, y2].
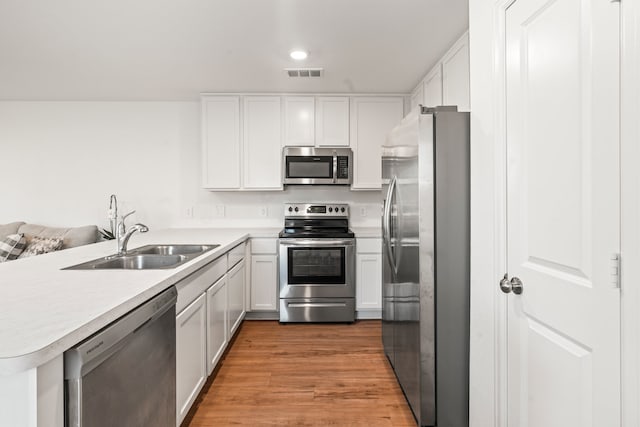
[0, 101, 382, 231]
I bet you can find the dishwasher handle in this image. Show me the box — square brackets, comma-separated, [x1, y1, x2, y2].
[64, 286, 177, 379]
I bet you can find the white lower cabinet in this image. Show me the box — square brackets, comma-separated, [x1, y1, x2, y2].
[249, 237, 278, 312]
[175, 243, 247, 426]
[176, 293, 207, 425]
[227, 259, 246, 338]
[206, 275, 227, 375]
[250, 255, 278, 311]
[356, 238, 382, 319]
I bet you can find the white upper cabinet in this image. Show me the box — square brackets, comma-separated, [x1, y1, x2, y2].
[243, 96, 283, 190]
[350, 97, 404, 190]
[423, 64, 443, 108]
[441, 32, 470, 111]
[201, 95, 282, 191]
[409, 31, 468, 112]
[202, 96, 241, 189]
[284, 96, 315, 147]
[315, 96, 350, 146]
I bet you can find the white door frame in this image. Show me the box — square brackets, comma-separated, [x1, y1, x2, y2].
[620, 0, 640, 425]
[469, 0, 640, 425]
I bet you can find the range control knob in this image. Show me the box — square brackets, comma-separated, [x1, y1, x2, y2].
[294, 207, 299, 212]
[341, 207, 345, 213]
[288, 206, 293, 212]
[335, 206, 339, 212]
[329, 207, 333, 212]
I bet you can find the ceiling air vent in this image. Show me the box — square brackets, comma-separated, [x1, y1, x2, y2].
[285, 68, 324, 78]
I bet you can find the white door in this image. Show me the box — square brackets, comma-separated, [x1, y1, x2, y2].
[505, 0, 620, 425]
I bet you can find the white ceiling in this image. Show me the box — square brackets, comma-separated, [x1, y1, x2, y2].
[0, 0, 468, 101]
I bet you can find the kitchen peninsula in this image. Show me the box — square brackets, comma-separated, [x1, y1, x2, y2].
[0, 228, 267, 427]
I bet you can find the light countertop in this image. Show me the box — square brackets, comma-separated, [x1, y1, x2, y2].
[0, 228, 255, 375]
[352, 227, 382, 238]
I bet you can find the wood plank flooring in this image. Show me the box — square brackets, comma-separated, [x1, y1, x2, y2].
[184, 320, 416, 426]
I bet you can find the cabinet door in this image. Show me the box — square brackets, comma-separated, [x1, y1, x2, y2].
[350, 97, 404, 189]
[206, 275, 227, 375]
[227, 260, 246, 337]
[442, 32, 470, 112]
[423, 65, 443, 108]
[315, 97, 350, 147]
[176, 293, 207, 426]
[202, 96, 241, 189]
[243, 96, 283, 189]
[356, 253, 382, 312]
[250, 255, 278, 311]
[284, 96, 315, 146]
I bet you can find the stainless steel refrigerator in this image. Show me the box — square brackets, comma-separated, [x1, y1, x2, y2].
[382, 106, 470, 427]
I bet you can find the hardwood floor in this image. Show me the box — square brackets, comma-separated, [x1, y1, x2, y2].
[184, 320, 416, 426]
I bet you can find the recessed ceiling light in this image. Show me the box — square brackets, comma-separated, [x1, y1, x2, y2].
[290, 50, 308, 60]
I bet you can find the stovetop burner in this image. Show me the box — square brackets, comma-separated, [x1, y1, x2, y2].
[279, 203, 354, 239]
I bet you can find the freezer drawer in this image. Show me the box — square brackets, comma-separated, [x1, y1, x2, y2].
[279, 298, 355, 323]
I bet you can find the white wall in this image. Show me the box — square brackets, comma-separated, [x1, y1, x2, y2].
[0, 101, 382, 231]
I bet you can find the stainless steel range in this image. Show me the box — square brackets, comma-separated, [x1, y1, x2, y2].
[278, 203, 356, 323]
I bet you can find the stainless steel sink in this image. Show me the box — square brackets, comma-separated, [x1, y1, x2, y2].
[63, 244, 219, 270]
[99, 254, 186, 269]
[131, 244, 219, 256]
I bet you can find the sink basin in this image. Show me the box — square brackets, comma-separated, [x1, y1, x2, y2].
[63, 244, 219, 270]
[65, 254, 187, 270]
[95, 254, 186, 269]
[131, 244, 219, 256]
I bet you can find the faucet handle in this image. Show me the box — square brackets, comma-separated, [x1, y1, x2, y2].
[116, 210, 136, 238]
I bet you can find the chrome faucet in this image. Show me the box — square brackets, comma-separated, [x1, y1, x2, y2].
[116, 210, 149, 255]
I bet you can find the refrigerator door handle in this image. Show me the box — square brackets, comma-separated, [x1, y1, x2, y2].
[383, 175, 398, 275]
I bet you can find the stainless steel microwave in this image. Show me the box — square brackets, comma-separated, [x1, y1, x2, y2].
[282, 147, 352, 185]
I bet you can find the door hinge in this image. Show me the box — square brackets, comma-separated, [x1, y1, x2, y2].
[611, 253, 621, 288]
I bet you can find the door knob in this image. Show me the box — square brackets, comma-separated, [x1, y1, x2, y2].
[499, 274, 524, 295]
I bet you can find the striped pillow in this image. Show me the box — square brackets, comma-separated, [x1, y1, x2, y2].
[0, 233, 27, 262]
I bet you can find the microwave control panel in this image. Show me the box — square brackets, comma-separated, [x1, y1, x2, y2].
[337, 156, 349, 179]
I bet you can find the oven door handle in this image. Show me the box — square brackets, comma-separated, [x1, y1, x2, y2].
[279, 239, 355, 247]
[383, 175, 398, 275]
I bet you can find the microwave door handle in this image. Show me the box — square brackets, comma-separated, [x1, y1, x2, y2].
[332, 151, 338, 183]
[383, 176, 398, 276]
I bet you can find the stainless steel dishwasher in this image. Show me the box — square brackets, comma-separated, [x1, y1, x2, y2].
[64, 286, 177, 427]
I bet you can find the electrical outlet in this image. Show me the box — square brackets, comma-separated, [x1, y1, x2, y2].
[185, 207, 194, 218]
[214, 205, 225, 217]
[259, 206, 269, 217]
[360, 207, 367, 217]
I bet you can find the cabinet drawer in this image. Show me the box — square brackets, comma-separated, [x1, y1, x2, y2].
[176, 256, 227, 313]
[251, 238, 277, 255]
[228, 242, 246, 268]
[356, 238, 382, 254]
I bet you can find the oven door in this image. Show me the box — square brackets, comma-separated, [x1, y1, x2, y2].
[279, 238, 355, 299]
